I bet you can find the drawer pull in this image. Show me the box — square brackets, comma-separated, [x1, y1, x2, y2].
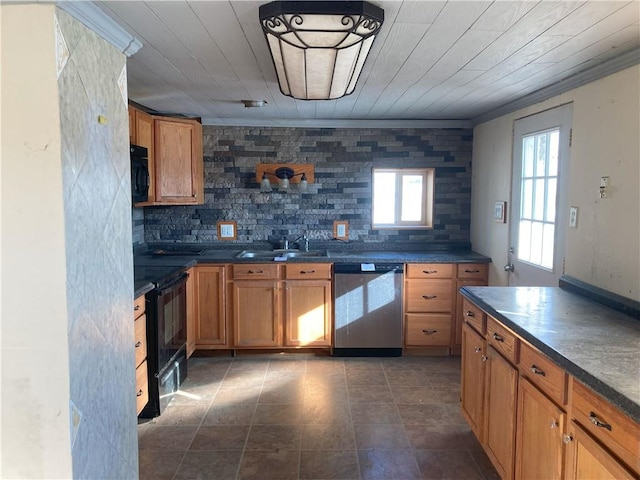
[248, 270, 263, 274]
[530, 365, 546, 376]
[589, 412, 612, 431]
[136, 389, 144, 397]
[422, 270, 438, 274]
[422, 329, 438, 335]
[481, 355, 488, 362]
[465, 310, 475, 317]
[492, 333, 504, 342]
[135, 341, 142, 348]
[422, 295, 438, 299]
[563, 434, 573, 444]
[474, 346, 481, 353]
[300, 270, 316, 274]
[134, 305, 141, 311]
[464, 269, 481, 273]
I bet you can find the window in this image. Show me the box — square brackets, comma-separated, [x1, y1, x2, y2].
[372, 168, 434, 229]
[517, 129, 559, 270]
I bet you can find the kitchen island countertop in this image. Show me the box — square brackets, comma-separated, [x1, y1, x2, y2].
[461, 284, 640, 423]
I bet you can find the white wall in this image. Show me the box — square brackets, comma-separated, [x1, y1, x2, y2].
[1, 4, 73, 478]
[471, 66, 640, 300]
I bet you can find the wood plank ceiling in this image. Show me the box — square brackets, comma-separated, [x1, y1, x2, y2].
[97, 1, 640, 125]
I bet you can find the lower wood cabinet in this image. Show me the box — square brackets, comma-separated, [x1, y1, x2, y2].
[284, 279, 331, 347]
[460, 322, 486, 438]
[565, 421, 636, 479]
[460, 295, 640, 480]
[484, 344, 518, 480]
[232, 280, 280, 347]
[192, 265, 227, 349]
[515, 378, 565, 480]
[134, 294, 148, 415]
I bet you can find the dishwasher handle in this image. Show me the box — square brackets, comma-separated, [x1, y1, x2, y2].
[334, 263, 404, 274]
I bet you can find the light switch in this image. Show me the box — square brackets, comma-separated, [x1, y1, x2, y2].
[569, 207, 578, 228]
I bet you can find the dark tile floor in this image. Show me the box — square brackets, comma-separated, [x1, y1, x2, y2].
[138, 354, 499, 480]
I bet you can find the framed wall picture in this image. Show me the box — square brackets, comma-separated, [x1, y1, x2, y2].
[217, 220, 237, 240]
[494, 201, 507, 223]
[333, 220, 349, 241]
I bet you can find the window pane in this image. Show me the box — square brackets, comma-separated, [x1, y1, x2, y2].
[373, 172, 396, 224]
[401, 174, 423, 221]
[533, 178, 545, 221]
[523, 136, 535, 178]
[541, 224, 555, 269]
[548, 130, 559, 176]
[530, 221, 544, 265]
[546, 178, 557, 222]
[518, 220, 532, 262]
[522, 179, 533, 219]
[535, 134, 547, 177]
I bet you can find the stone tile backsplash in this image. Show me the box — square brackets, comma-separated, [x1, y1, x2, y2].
[143, 126, 473, 246]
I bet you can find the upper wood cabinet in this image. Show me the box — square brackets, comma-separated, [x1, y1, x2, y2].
[128, 106, 203, 206]
[154, 116, 203, 204]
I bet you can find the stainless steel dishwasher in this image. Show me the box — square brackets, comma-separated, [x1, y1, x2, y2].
[333, 263, 404, 356]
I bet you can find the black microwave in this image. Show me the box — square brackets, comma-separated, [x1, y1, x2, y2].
[131, 144, 149, 204]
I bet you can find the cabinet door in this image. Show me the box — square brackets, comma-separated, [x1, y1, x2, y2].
[484, 345, 518, 480]
[461, 323, 486, 439]
[232, 280, 280, 347]
[515, 378, 565, 480]
[565, 421, 635, 480]
[154, 117, 203, 204]
[128, 107, 136, 144]
[194, 266, 227, 348]
[186, 267, 196, 356]
[135, 110, 155, 203]
[284, 280, 331, 347]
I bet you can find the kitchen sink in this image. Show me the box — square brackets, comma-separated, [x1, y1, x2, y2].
[235, 249, 328, 259]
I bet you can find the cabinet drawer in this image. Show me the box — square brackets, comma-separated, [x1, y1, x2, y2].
[572, 380, 640, 475]
[406, 263, 453, 279]
[232, 264, 279, 280]
[134, 295, 146, 319]
[405, 314, 451, 346]
[487, 316, 518, 364]
[406, 279, 453, 312]
[457, 263, 488, 280]
[519, 341, 566, 406]
[134, 314, 147, 368]
[285, 263, 331, 280]
[135, 360, 149, 415]
[461, 298, 486, 334]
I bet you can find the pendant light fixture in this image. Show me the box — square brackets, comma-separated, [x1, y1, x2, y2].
[259, 1, 384, 100]
[258, 165, 313, 194]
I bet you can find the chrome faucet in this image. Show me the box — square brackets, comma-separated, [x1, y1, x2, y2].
[292, 232, 309, 251]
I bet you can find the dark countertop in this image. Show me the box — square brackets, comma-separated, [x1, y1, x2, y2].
[134, 261, 196, 298]
[461, 286, 640, 423]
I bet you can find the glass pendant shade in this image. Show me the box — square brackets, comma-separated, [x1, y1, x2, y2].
[260, 173, 272, 192]
[259, 1, 384, 100]
[299, 173, 308, 193]
[279, 176, 290, 192]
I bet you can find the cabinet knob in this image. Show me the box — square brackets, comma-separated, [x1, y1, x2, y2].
[474, 346, 481, 353]
[136, 389, 143, 397]
[422, 329, 438, 335]
[465, 310, 475, 317]
[550, 420, 559, 429]
[530, 365, 546, 376]
[134, 305, 141, 311]
[135, 341, 142, 348]
[481, 355, 488, 362]
[562, 434, 573, 444]
[589, 412, 612, 431]
[422, 295, 438, 299]
[492, 333, 504, 342]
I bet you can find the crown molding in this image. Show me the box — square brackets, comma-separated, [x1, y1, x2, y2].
[56, 1, 142, 56]
[471, 48, 640, 125]
[200, 118, 473, 129]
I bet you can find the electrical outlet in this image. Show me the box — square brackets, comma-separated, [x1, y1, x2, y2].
[569, 207, 578, 228]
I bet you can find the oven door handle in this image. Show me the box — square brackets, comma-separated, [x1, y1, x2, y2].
[157, 272, 189, 295]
